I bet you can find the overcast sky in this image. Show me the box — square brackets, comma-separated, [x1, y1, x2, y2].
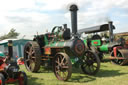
[0, 0, 128, 39]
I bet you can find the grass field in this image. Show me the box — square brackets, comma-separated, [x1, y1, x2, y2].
[17, 60, 128, 85]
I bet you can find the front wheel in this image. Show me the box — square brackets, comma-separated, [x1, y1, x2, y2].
[18, 71, 27, 85]
[53, 52, 72, 81]
[0, 73, 5, 85]
[81, 51, 100, 75]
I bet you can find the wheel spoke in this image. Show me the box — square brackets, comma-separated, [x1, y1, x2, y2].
[61, 57, 65, 64]
[31, 56, 36, 59]
[62, 71, 68, 78]
[90, 65, 95, 72]
[55, 65, 59, 70]
[54, 53, 72, 81]
[87, 66, 91, 72]
[81, 51, 100, 75]
[59, 55, 63, 60]
[57, 57, 60, 63]
[28, 64, 32, 70]
[26, 59, 30, 62]
[118, 60, 123, 64]
[57, 58, 61, 66]
[55, 60, 59, 64]
[59, 72, 62, 77]
[92, 64, 97, 68]
[30, 47, 33, 53]
[56, 69, 60, 73]
[62, 66, 69, 69]
[111, 50, 124, 65]
[84, 66, 90, 73]
[31, 51, 35, 55]
[82, 64, 87, 68]
[25, 51, 29, 54]
[62, 72, 66, 78]
[29, 60, 35, 70]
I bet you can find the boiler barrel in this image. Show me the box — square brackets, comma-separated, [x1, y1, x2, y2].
[46, 39, 85, 56]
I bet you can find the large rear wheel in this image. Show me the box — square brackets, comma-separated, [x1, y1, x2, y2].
[24, 41, 41, 72]
[81, 51, 100, 75]
[53, 53, 72, 81]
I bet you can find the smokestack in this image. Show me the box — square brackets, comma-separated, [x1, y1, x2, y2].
[8, 40, 13, 60]
[69, 4, 78, 36]
[108, 21, 114, 43]
[63, 24, 67, 29]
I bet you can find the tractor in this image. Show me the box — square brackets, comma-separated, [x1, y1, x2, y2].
[78, 21, 128, 65]
[24, 4, 100, 81]
[0, 40, 27, 85]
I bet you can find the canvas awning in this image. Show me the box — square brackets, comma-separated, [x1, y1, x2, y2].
[78, 24, 115, 34]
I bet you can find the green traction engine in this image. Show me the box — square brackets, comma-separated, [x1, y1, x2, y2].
[78, 21, 128, 65]
[23, 5, 100, 81]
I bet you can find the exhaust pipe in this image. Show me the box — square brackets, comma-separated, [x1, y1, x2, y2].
[69, 4, 78, 36]
[8, 40, 13, 60]
[108, 21, 114, 43]
[63, 24, 67, 29]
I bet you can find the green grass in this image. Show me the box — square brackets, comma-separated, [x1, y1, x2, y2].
[18, 61, 128, 85]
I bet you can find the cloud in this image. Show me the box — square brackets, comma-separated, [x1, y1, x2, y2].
[71, 0, 128, 30]
[36, 0, 90, 11]
[0, 0, 36, 12]
[0, 0, 51, 39]
[116, 0, 128, 8]
[5, 12, 51, 39]
[0, 0, 128, 39]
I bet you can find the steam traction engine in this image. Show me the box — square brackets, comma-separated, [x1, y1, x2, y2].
[110, 33, 128, 65]
[24, 5, 100, 81]
[78, 21, 128, 65]
[78, 21, 116, 61]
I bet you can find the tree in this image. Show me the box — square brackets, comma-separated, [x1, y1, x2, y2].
[0, 28, 20, 40]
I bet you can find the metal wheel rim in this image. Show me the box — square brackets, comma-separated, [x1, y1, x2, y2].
[81, 51, 100, 75]
[111, 51, 124, 65]
[54, 53, 72, 81]
[18, 71, 27, 85]
[24, 44, 36, 71]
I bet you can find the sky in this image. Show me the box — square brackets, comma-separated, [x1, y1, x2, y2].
[0, 0, 128, 39]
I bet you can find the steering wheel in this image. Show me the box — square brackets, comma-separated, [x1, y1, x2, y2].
[51, 26, 62, 34]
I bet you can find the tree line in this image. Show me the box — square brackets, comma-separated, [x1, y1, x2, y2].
[0, 28, 19, 41]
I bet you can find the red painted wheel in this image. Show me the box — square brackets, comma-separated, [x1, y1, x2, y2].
[111, 50, 128, 65]
[0, 73, 5, 85]
[53, 53, 72, 81]
[18, 71, 27, 85]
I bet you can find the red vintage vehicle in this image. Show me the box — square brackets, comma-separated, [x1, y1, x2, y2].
[0, 40, 27, 85]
